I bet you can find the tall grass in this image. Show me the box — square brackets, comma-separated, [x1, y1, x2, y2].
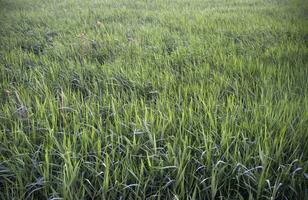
[0, 0, 308, 199]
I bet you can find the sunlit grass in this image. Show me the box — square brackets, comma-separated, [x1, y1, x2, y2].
[0, 0, 308, 199]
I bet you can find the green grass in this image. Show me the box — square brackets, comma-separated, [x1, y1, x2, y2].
[0, 0, 308, 199]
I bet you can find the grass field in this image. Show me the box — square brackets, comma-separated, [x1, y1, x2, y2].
[0, 0, 308, 199]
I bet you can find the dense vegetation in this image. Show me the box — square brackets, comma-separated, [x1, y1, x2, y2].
[0, 0, 308, 199]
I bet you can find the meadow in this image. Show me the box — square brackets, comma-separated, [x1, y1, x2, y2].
[0, 0, 308, 199]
